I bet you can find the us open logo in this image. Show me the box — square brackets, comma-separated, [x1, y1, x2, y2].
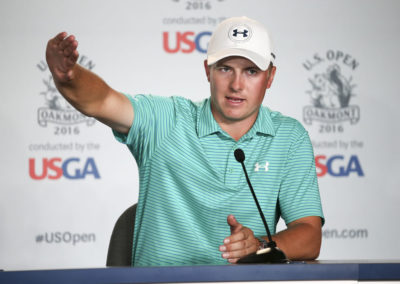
[302, 50, 360, 134]
[36, 56, 96, 135]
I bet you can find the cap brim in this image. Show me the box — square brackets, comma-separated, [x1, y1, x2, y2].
[207, 48, 271, 71]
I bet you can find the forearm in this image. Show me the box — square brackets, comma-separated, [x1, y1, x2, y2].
[271, 217, 322, 260]
[46, 32, 133, 133]
[53, 64, 111, 118]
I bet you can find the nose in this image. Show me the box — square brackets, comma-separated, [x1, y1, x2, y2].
[230, 72, 244, 92]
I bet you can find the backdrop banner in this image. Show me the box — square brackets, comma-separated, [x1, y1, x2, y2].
[1, 0, 399, 270]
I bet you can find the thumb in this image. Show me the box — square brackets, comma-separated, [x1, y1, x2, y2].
[227, 214, 242, 234]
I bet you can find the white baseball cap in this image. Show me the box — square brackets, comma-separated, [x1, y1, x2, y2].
[207, 16, 275, 71]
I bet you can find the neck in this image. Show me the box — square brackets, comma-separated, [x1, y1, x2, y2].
[216, 114, 258, 141]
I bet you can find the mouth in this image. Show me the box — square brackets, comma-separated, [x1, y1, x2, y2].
[226, 96, 245, 104]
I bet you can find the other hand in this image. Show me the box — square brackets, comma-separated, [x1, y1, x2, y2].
[219, 214, 260, 263]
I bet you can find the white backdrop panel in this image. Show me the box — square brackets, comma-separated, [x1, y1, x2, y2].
[0, 0, 399, 270]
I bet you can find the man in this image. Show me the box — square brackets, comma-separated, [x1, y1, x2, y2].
[46, 16, 324, 266]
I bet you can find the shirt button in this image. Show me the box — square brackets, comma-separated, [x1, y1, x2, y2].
[228, 168, 233, 173]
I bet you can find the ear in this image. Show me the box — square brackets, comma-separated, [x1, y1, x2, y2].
[266, 66, 276, 89]
[204, 59, 211, 82]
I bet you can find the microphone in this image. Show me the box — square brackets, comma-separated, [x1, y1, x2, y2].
[234, 148, 289, 264]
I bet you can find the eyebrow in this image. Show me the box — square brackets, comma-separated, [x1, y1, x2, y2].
[245, 65, 261, 70]
[215, 62, 229, 68]
[214, 62, 259, 69]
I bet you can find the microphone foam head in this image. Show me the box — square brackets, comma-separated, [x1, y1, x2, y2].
[234, 148, 245, 163]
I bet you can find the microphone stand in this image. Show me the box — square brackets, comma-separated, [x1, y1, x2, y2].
[234, 149, 289, 264]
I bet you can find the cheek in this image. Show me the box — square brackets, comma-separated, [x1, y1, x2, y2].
[209, 82, 223, 105]
[249, 80, 268, 99]
[210, 78, 227, 96]
[209, 81, 218, 97]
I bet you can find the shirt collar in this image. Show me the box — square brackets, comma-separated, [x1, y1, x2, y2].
[197, 99, 221, 138]
[246, 105, 276, 138]
[197, 98, 276, 138]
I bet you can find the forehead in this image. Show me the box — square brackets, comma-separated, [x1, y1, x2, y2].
[215, 56, 259, 68]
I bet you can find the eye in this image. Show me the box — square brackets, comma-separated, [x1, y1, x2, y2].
[247, 68, 258, 75]
[217, 66, 231, 72]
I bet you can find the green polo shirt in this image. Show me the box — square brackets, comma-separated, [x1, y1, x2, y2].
[114, 94, 324, 267]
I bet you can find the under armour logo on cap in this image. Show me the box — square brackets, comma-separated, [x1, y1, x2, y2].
[229, 24, 252, 42]
[232, 28, 248, 38]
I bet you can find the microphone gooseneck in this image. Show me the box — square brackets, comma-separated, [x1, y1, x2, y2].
[234, 149, 274, 243]
[233, 148, 289, 264]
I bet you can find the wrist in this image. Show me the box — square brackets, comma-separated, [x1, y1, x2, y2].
[256, 236, 268, 250]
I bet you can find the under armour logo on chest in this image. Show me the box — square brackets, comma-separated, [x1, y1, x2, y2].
[254, 161, 269, 172]
[232, 28, 249, 38]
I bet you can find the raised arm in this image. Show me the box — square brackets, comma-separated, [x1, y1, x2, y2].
[46, 32, 133, 134]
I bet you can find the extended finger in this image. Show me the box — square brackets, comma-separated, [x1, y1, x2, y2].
[47, 32, 66, 53]
[67, 49, 79, 65]
[221, 241, 258, 260]
[50, 32, 67, 46]
[223, 237, 255, 252]
[227, 215, 243, 234]
[59, 35, 76, 51]
[225, 226, 254, 245]
[63, 40, 78, 57]
[221, 232, 259, 255]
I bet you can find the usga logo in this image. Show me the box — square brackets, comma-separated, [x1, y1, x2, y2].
[36, 56, 96, 133]
[315, 154, 364, 177]
[302, 50, 360, 133]
[29, 157, 100, 180]
[163, 31, 212, 54]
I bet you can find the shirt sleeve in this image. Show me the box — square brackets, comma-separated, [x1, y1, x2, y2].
[278, 125, 325, 226]
[113, 94, 176, 168]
